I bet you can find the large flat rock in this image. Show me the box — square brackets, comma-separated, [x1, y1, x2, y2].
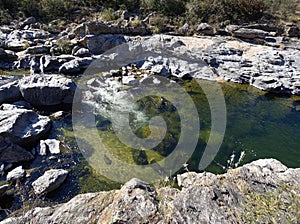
[0, 106, 51, 145]
[19, 74, 77, 107]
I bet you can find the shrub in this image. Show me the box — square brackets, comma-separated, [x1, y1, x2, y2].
[0, 0, 18, 12]
[264, 0, 299, 22]
[55, 38, 73, 54]
[101, 8, 119, 21]
[186, 0, 265, 24]
[0, 9, 12, 24]
[141, 0, 186, 16]
[19, 0, 41, 18]
[129, 18, 142, 27]
[39, 0, 74, 20]
[148, 14, 170, 33]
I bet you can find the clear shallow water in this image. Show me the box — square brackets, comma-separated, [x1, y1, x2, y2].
[67, 78, 300, 184]
[205, 81, 300, 172]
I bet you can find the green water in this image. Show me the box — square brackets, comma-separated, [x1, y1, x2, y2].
[204, 82, 300, 173]
[62, 78, 300, 191]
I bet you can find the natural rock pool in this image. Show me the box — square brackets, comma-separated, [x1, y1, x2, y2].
[1, 70, 300, 221]
[60, 77, 300, 191]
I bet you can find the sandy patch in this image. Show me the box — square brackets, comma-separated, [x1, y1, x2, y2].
[178, 36, 215, 50]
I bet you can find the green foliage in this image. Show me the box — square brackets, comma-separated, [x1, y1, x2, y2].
[0, 0, 18, 12]
[101, 8, 119, 21]
[114, 0, 140, 12]
[0, 9, 12, 24]
[148, 14, 170, 33]
[186, 0, 266, 24]
[55, 38, 73, 54]
[39, 0, 73, 20]
[0, 0, 299, 27]
[19, 0, 40, 18]
[129, 18, 142, 27]
[141, 0, 186, 16]
[264, 0, 299, 22]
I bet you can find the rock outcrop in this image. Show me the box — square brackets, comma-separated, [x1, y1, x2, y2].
[1, 159, 299, 224]
[0, 105, 51, 146]
[19, 74, 78, 107]
[1, 17, 300, 96]
[78, 34, 300, 95]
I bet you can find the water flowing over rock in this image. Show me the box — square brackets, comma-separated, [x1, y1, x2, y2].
[19, 74, 78, 108]
[0, 106, 51, 145]
[2, 159, 299, 224]
[32, 169, 69, 195]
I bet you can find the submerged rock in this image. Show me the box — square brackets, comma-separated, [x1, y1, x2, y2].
[32, 169, 69, 195]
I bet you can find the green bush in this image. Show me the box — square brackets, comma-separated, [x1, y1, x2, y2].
[0, 9, 12, 24]
[186, 0, 265, 24]
[141, 0, 186, 16]
[264, 0, 299, 22]
[40, 0, 73, 20]
[101, 7, 120, 21]
[0, 0, 298, 28]
[19, 0, 41, 18]
[0, 0, 18, 12]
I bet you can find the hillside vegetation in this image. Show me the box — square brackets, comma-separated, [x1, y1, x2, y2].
[0, 0, 299, 27]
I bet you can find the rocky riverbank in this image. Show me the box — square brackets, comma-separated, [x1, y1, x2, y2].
[0, 17, 300, 223]
[1, 18, 300, 95]
[1, 158, 299, 224]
